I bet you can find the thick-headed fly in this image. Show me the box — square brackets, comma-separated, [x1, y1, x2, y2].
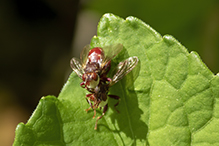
[70, 44, 138, 129]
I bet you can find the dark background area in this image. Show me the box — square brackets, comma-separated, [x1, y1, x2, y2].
[0, 0, 218, 145]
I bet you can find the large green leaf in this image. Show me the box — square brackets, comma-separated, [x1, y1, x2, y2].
[13, 13, 219, 146]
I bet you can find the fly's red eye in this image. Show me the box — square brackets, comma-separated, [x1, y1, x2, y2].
[88, 47, 103, 56]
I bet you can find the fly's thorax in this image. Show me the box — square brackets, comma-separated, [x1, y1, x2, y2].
[88, 47, 104, 66]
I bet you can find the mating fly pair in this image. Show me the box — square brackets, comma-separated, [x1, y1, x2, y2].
[70, 44, 138, 129]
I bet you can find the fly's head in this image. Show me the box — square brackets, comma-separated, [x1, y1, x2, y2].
[88, 47, 104, 65]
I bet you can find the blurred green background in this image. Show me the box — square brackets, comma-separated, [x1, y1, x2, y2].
[0, 0, 218, 145]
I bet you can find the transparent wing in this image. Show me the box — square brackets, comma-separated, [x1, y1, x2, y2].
[101, 44, 123, 67]
[70, 57, 84, 79]
[110, 56, 139, 86]
[80, 45, 91, 66]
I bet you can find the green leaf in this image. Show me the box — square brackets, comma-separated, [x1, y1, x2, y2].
[13, 13, 219, 146]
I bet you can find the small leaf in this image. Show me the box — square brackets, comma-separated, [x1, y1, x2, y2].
[14, 13, 219, 146]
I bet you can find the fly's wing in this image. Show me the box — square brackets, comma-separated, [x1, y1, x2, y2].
[110, 56, 139, 86]
[80, 45, 91, 66]
[101, 44, 123, 67]
[70, 57, 84, 79]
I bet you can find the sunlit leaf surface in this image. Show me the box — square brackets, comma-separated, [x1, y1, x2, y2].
[13, 13, 219, 146]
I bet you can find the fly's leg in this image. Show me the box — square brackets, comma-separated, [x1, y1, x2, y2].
[85, 94, 93, 113]
[85, 99, 93, 113]
[80, 82, 85, 88]
[106, 78, 112, 83]
[108, 94, 120, 113]
[85, 100, 97, 118]
[85, 106, 91, 112]
[86, 106, 96, 119]
[95, 104, 108, 130]
[85, 94, 93, 109]
[86, 94, 93, 98]
[85, 94, 97, 118]
[92, 109, 96, 119]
